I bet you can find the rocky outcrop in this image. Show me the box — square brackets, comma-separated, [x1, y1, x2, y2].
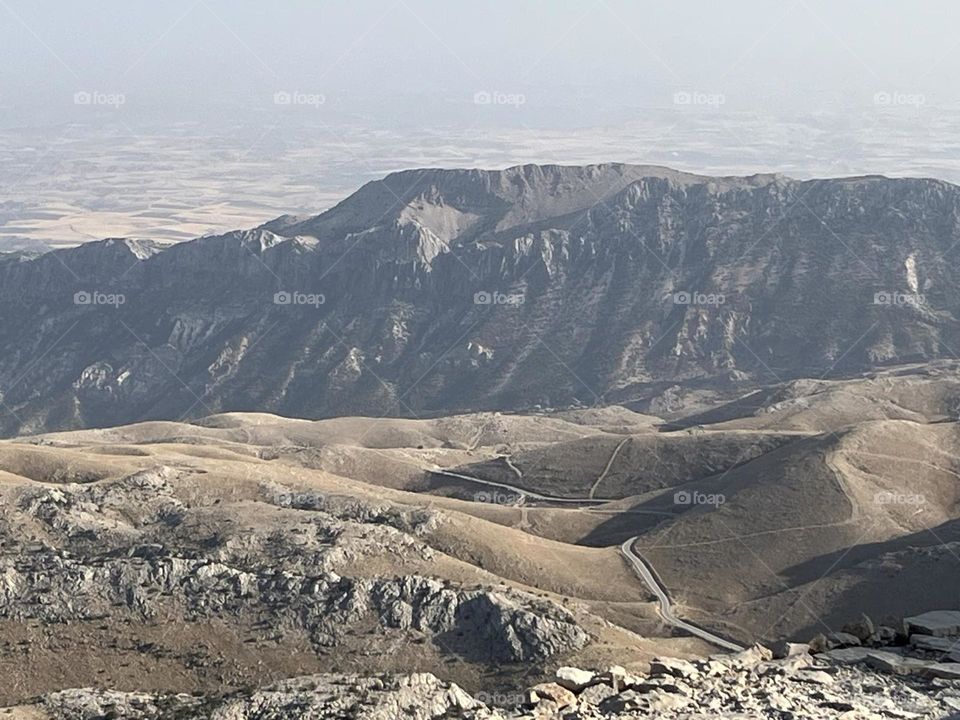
[0, 548, 584, 663]
[3, 165, 960, 435]
[517, 645, 956, 718]
[35, 673, 496, 720]
[906, 610, 960, 638]
[368, 576, 587, 663]
[0, 471, 587, 700]
[12, 648, 959, 719]
[812, 609, 960, 685]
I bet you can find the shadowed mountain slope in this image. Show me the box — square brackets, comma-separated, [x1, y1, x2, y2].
[3, 164, 960, 436]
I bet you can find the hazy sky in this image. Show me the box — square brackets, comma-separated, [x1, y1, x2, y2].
[3, 1, 960, 247]
[2, 0, 958, 126]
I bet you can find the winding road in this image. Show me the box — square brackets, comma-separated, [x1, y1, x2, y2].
[430, 447, 745, 653]
[619, 537, 745, 652]
[429, 467, 605, 505]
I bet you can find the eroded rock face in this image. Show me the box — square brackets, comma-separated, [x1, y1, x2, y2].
[0, 469, 588, 705]
[368, 576, 587, 663]
[3, 166, 960, 435]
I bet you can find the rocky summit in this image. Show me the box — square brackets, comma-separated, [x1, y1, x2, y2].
[2, 164, 960, 436]
[8, 643, 960, 719]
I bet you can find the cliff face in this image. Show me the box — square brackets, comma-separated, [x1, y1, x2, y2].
[1, 163, 959, 435]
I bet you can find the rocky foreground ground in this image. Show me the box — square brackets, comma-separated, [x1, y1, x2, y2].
[8, 622, 960, 719]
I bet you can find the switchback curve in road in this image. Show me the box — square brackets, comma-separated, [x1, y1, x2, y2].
[430, 464, 745, 652]
[620, 537, 744, 652]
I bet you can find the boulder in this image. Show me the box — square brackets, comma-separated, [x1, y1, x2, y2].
[842, 614, 876, 643]
[793, 668, 835, 685]
[876, 625, 899, 645]
[599, 690, 644, 714]
[604, 664, 629, 692]
[778, 653, 816, 673]
[910, 633, 959, 654]
[631, 678, 693, 696]
[645, 690, 692, 712]
[771, 640, 811, 659]
[648, 656, 700, 680]
[924, 663, 960, 680]
[905, 611, 960, 638]
[819, 700, 857, 712]
[528, 682, 576, 709]
[827, 631, 862, 648]
[696, 658, 730, 676]
[818, 647, 871, 665]
[554, 666, 596, 691]
[577, 682, 617, 706]
[864, 650, 932, 676]
[724, 644, 773, 668]
[808, 633, 829, 653]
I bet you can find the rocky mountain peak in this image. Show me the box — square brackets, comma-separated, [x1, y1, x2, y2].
[284, 164, 722, 250]
[1, 165, 959, 435]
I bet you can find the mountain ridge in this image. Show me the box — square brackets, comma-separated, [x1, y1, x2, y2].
[1, 164, 959, 436]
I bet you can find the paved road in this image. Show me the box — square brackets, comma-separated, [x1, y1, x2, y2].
[429, 467, 605, 505]
[432, 462, 745, 652]
[619, 537, 745, 652]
